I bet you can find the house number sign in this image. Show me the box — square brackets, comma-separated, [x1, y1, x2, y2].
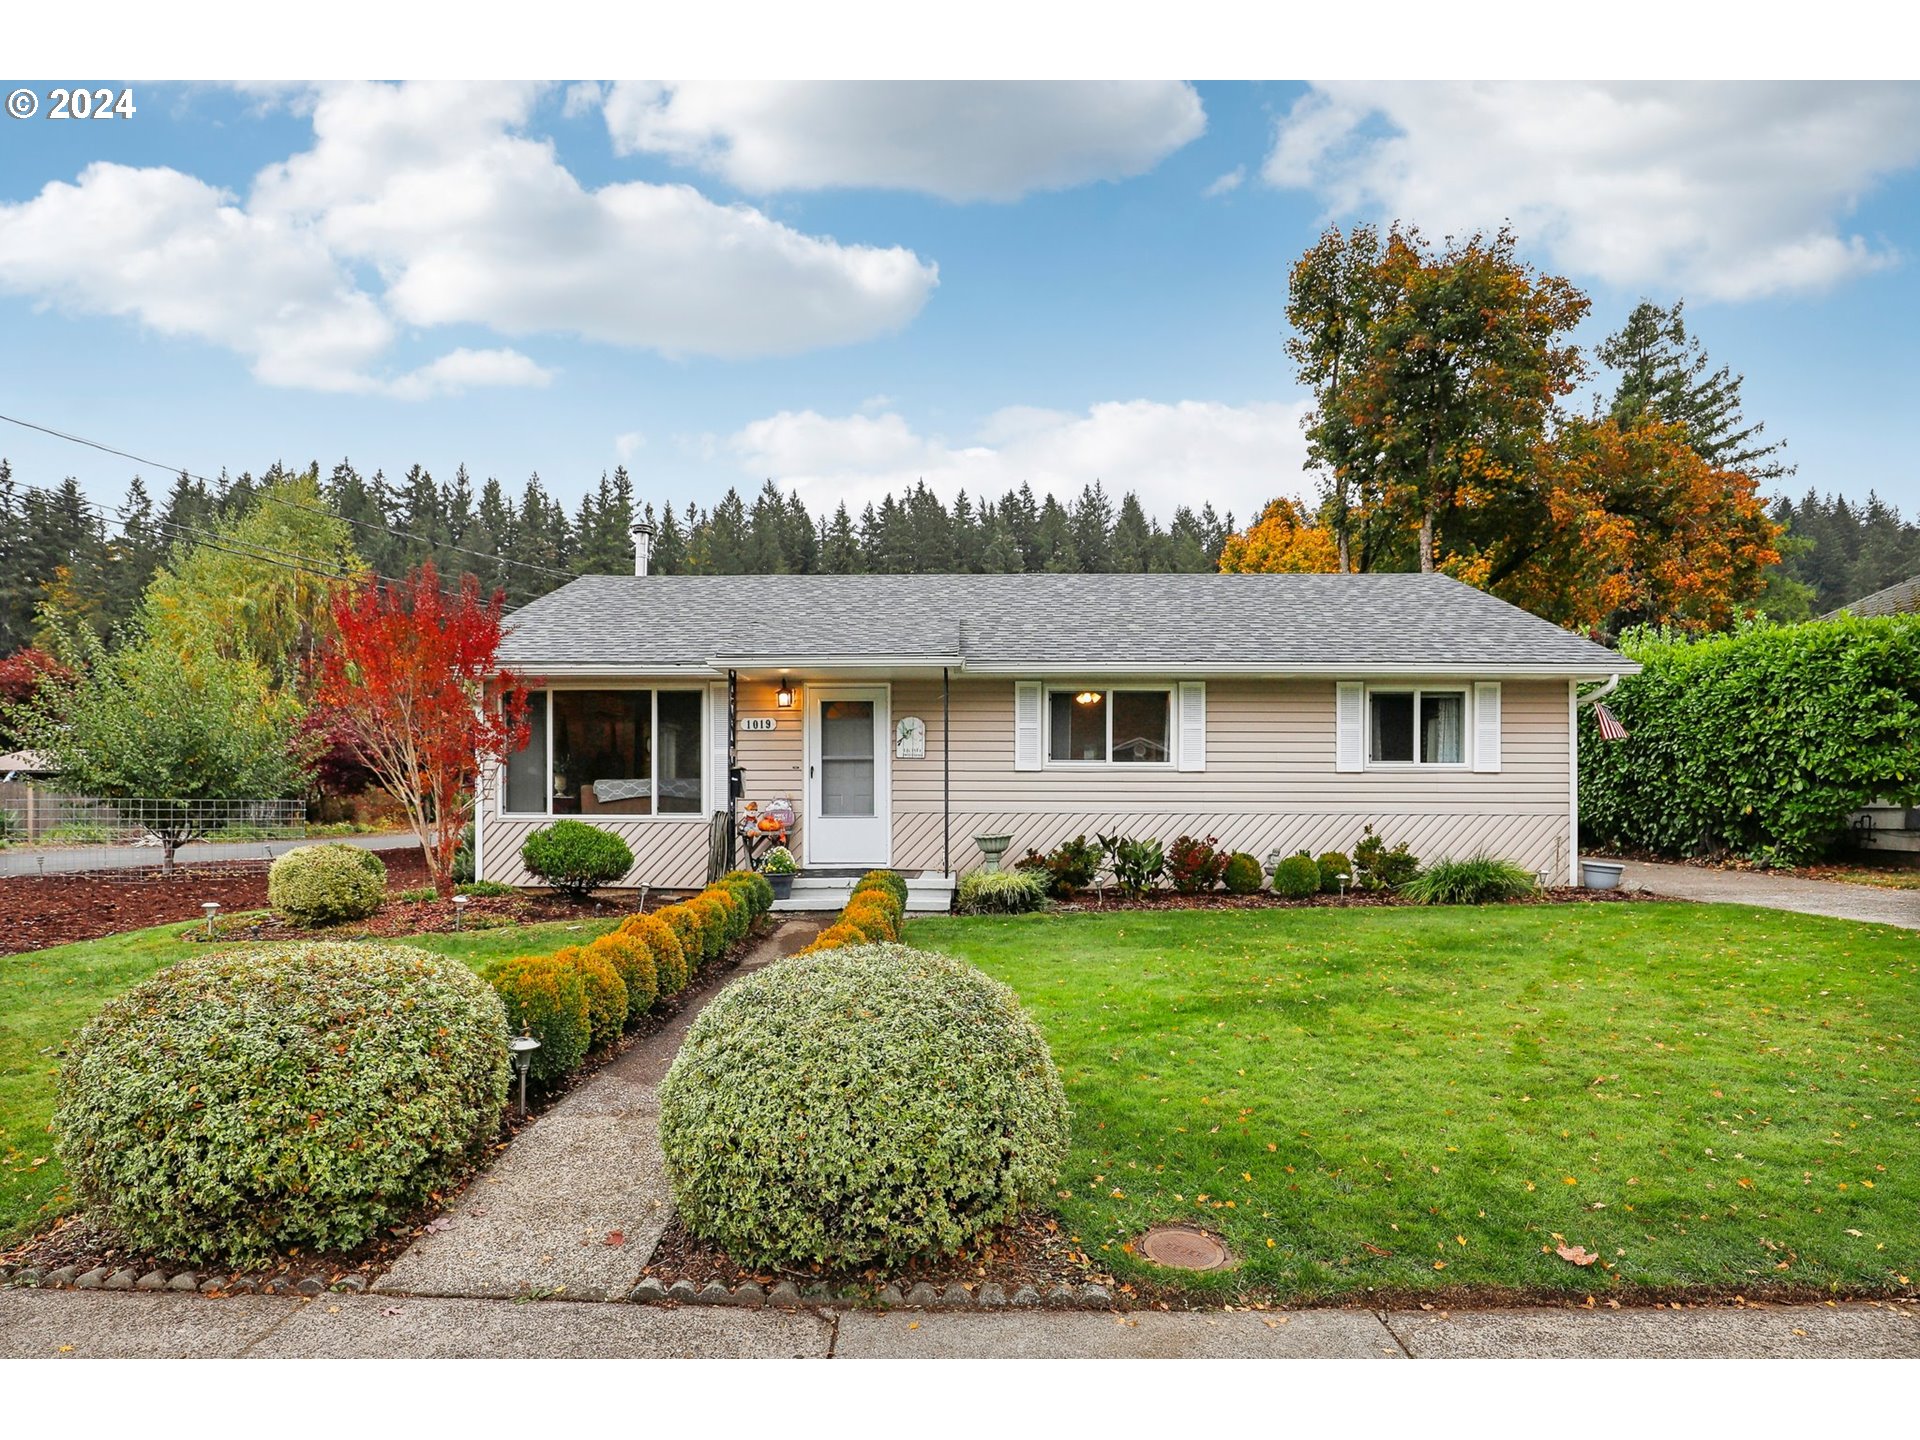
[740, 717, 776, 731]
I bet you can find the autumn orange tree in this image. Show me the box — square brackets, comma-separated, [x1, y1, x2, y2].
[1217, 498, 1339, 573]
[1257, 222, 1782, 634]
[319, 564, 531, 897]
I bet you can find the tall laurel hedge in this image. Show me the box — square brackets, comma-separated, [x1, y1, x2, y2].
[1578, 616, 1920, 863]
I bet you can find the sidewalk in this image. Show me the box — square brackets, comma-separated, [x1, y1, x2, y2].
[3, 1289, 1915, 1359]
[1617, 858, 1920, 930]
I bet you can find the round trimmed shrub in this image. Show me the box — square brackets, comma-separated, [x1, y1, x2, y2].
[800, 920, 865, 954]
[267, 843, 386, 925]
[519, 820, 634, 898]
[851, 885, 905, 929]
[841, 895, 899, 943]
[684, 895, 731, 962]
[55, 942, 508, 1264]
[649, 906, 702, 986]
[720, 869, 775, 916]
[623, 913, 688, 998]
[1272, 853, 1321, 900]
[559, 944, 627, 1049]
[854, 869, 909, 909]
[659, 944, 1071, 1268]
[1316, 851, 1353, 893]
[702, 885, 749, 944]
[587, 931, 657, 1020]
[1222, 852, 1264, 895]
[487, 953, 590, 1087]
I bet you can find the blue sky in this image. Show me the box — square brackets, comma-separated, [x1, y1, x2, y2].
[1, 80, 1917, 525]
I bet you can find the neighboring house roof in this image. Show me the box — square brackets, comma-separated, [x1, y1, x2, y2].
[497, 572, 1634, 677]
[0, 749, 54, 775]
[1823, 573, 1920, 620]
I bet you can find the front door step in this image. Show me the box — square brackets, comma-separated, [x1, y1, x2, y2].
[771, 874, 957, 914]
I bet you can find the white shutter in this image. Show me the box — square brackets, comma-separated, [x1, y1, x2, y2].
[1013, 682, 1043, 771]
[1473, 681, 1502, 772]
[708, 683, 731, 812]
[1177, 681, 1206, 772]
[1336, 681, 1365, 773]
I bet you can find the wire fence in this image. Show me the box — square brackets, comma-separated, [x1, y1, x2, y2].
[0, 786, 308, 879]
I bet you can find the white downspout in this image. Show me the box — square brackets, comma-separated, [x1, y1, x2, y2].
[1575, 674, 1621, 707]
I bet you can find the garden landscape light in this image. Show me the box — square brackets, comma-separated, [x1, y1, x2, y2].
[201, 900, 220, 935]
[452, 893, 469, 930]
[508, 1032, 540, 1119]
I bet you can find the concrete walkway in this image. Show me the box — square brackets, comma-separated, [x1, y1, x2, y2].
[3, 1289, 1914, 1358]
[1617, 858, 1920, 930]
[373, 918, 819, 1303]
[0, 830, 416, 878]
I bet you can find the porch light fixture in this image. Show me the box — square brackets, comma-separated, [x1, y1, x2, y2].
[508, 1032, 541, 1119]
[1074, 690, 1100, 706]
[776, 683, 795, 709]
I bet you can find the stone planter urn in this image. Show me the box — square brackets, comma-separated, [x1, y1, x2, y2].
[973, 833, 1014, 872]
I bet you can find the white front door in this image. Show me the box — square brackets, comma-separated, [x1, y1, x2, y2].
[804, 685, 891, 867]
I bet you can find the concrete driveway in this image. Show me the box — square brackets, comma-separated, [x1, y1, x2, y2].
[1615, 859, 1920, 930]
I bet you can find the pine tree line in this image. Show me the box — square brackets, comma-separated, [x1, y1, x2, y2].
[1769, 490, 1920, 614]
[0, 457, 1237, 653]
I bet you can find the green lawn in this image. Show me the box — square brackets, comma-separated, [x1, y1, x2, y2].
[907, 904, 1920, 1302]
[0, 914, 620, 1246]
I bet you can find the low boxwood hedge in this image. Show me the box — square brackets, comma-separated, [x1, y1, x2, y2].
[267, 843, 387, 925]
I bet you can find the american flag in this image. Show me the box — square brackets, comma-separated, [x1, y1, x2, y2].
[1593, 702, 1629, 742]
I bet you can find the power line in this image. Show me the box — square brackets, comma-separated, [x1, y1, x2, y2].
[0, 410, 578, 583]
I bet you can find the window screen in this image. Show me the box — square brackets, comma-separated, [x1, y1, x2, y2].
[1369, 691, 1415, 764]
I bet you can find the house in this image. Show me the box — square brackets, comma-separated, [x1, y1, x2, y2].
[1821, 572, 1920, 620]
[479, 550, 1636, 902]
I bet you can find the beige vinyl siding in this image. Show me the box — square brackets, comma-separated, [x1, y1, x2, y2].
[887, 677, 1573, 883]
[482, 673, 1577, 887]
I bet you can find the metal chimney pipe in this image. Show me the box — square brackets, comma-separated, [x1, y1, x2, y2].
[630, 520, 657, 576]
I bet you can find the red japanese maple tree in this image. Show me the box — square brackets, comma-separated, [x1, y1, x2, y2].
[319, 564, 531, 897]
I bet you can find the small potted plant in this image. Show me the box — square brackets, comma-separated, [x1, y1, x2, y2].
[760, 844, 798, 900]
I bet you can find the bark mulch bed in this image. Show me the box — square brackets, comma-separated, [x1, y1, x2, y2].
[1044, 885, 1659, 915]
[188, 887, 653, 946]
[0, 850, 427, 957]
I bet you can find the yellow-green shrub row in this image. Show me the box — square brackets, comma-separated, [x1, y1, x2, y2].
[486, 873, 775, 1092]
[800, 870, 909, 955]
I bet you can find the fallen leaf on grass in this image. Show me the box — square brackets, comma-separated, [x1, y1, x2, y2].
[1362, 1242, 1394, 1257]
[1555, 1244, 1600, 1267]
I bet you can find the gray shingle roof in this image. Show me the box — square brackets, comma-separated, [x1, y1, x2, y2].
[1823, 573, 1920, 620]
[496, 572, 1632, 673]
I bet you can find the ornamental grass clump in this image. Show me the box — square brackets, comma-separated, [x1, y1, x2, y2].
[486, 953, 590, 1087]
[267, 842, 387, 925]
[1400, 855, 1540, 905]
[955, 867, 1050, 914]
[55, 942, 508, 1264]
[659, 943, 1071, 1269]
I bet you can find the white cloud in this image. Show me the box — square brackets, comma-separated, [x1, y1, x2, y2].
[1203, 165, 1245, 198]
[600, 81, 1205, 201]
[0, 81, 938, 392]
[614, 430, 646, 461]
[0, 162, 392, 392]
[724, 398, 1311, 521]
[1264, 82, 1920, 300]
[387, 347, 553, 401]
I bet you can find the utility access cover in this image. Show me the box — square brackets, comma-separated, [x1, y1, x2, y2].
[1136, 1225, 1232, 1271]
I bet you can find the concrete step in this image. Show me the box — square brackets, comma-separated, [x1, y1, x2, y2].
[771, 873, 955, 914]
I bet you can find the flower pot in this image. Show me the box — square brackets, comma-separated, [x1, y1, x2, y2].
[766, 872, 794, 900]
[1580, 860, 1625, 890]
